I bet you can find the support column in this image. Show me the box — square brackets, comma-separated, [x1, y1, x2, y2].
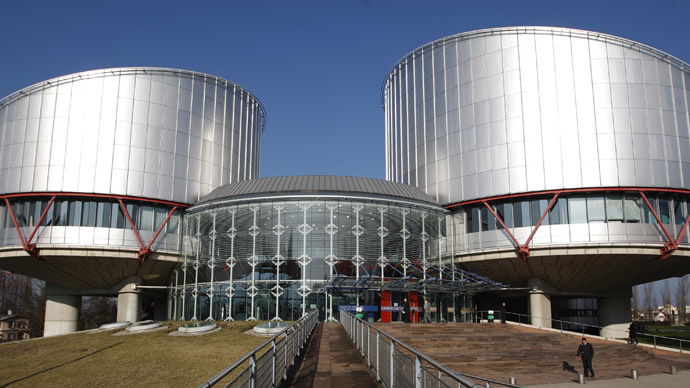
[44, 283, 81, 337]
[599, 295, 631, 339]
[117, 277, 142, 322]
[527, 279, 553, 329]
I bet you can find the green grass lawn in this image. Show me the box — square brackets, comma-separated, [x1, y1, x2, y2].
[0, 321, 270, 388]
[635, 323, 690, 350]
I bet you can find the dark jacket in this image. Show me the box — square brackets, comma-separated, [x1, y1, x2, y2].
[577, 343, 594, 360]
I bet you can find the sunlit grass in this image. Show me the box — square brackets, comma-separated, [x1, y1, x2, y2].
[0, 321, 269, 388]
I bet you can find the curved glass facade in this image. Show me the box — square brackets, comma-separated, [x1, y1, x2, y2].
[383, 27, 690, 205]
[169, 196, 450, 321]
[455, 189, 690, 252]
[0, 196, 180, 250]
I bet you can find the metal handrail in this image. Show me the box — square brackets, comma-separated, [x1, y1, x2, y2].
[340, 310, 524, 388]
[197, 310, 318, 388]
[476, 310, 690, 353]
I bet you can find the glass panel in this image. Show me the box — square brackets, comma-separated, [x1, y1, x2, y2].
[624, 196, 642, 223]
[140, 205, 154, 231]
[82, 201, 98, 227]
[167, 209, 179, 234]
[587, 196, 605, 222]
[54, 200, 68, 226]
[125, 204, 139, 230]
[513, 200, 530, 227]
[467, 207, 479, 233]
[606, 194, 624, 222]
[531, 199, 549, 226]
[480, 206, 495, 231]
[96, 202, 112, 228]
[68, 200, 82, 226]
[643, 196, 657, 223]
[674, 197, 685, 228]
[550, 198, 566, 225]
[154, 206, 168, 231]
[495, 202, 513, 228]
[111, 203, 125, 229]
[568, 196, 587, 224]
[658, 197, 671, 224]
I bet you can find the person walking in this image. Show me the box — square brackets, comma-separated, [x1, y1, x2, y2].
[576, 337, 595, 378]
[629, 322, 639, 344]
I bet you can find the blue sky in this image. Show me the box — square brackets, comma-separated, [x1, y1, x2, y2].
[2, 0, 689, 301]
[2, 0, 689, 180]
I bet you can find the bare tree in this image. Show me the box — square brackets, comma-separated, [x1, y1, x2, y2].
[80, 296, 117, 330]
[644, 282, 655, 321]
[632, 285, 640, 320]
[677, 275, 689, 324]
[661, 279, 673, 322]
[0, 273, 45, 338]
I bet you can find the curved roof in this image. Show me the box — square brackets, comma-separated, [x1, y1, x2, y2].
[382, 26, 690, 107]
[0, 67, 267, 133]
[193, 176, 442, 208]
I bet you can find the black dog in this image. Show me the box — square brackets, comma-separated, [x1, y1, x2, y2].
[562, 361, 576, 373]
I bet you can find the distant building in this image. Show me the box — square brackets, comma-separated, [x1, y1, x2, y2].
[0, 310, 30, 342]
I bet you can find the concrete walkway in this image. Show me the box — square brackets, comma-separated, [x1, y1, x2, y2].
[530, 369, 690, 387]
[284, 323, 378, 388]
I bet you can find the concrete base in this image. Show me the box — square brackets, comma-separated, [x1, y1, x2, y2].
[44, 284, 81, 337]
[599, 296, 631, 339]
[117, 277, 141, 322]
[528, 279, 553, 329]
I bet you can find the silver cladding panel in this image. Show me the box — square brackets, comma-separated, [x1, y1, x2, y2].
[0, 67, 265, 204]
[383, 27, 690, 205]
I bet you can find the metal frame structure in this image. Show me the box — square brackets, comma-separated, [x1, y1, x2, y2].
[197, 310, 318, 388]
[341, 310, 522, 388]
[447, 187, 690, 261]
[0, 192, 188, 262]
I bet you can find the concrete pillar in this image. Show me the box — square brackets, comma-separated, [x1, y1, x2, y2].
[599, 296, 631, 339]
[527, 279, 553, 329]
[117, 277, 141, 322]
[44, 284, 81, 337]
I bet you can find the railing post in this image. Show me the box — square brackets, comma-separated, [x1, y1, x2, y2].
[376, 331, 381, 382]
[367, 325, 371, 365]
[284, 330, 288, 379]
[249, 353, 257, 388]
[415, 355, 423, 388]
[361, 320, 365, 356]
[272, 339, 277, 388]
[390, 340, 395, 388]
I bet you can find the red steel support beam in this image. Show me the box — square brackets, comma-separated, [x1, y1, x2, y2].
[22, 196, 56, 259]
[638, 191, 680, 259]
[4, 198, 26, 247]
[139, 206, 178, 263]
[2, 193, 188, 263]
[664, 213, 690, 260]
[118, 199, 146, 249]
[522, 193, 560, 251]
[481, 200, 522, 249]
[482, 194, 559, 261]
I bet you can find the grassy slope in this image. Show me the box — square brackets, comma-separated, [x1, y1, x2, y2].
[0, 321, 268, 388]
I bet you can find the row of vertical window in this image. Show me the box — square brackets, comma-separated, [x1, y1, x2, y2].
[0, 198, 180, 234]
[466, 192, 687, 233]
